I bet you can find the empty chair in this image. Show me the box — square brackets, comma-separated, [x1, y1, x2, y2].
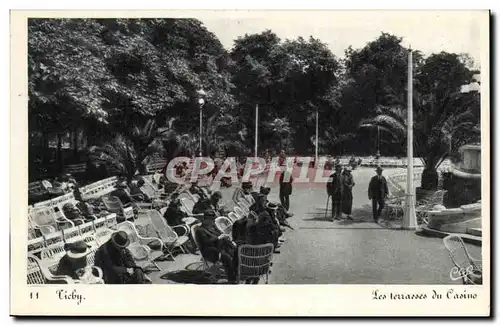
[233, 206, 246, 219]
[237, 200, 251, 213]
[236, 244, 275, 284]
[228, 212, 240, 223]
[117, 221, 164, 271]
[146, 209, 191, 260]
[215, 216, 233, 237]
[443, 234, 482, 285]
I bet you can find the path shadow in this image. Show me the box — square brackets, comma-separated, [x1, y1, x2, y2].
[303, 204, 378, 226]
[160, 270, 226, 284]
[303, 208, 334, 222]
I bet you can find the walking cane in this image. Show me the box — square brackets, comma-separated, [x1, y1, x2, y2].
[324, 195, 330, 220]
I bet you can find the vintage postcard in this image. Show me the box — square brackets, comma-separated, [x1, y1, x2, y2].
[10, 9, 490, 316]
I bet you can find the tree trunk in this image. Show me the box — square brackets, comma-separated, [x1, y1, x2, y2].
[73, 128, 79, 160]
[56, 132, 63, 174]
[421, 167, 439, 190]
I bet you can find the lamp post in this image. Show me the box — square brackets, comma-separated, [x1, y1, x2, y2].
[196, 89, 206, 157]
[315, 108, 319, 167]
[376, 126, 381, 158]
[403, 47, 417, 229]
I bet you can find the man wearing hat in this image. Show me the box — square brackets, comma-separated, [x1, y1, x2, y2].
[368, 166, 389, 222]
[279, 167, 294, 212]
[110, 180, 134, 206]
[55, 240, 92, 280]
[342, 166, 355, 220]
[327, 164, 345, 220]
[194, 210, 238, 283]
[163, 199, 189, 231]
[94, 231, 150, 284]
[232, 181, 253, 205]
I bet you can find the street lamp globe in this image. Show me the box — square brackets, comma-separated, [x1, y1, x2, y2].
[198, 98, 205, 106]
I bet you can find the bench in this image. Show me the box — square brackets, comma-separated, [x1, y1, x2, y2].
[145, 159, 168, 174]
[28, 180, 52, 198]
[64, 163, 87, 175]
[28, 214, 118, 255]
[80, 176, 118, 200]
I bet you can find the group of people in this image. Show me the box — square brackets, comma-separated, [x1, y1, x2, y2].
[55, 230, 152, 284]
[326, 165, 389, 222]
[192, 180, 294, 283]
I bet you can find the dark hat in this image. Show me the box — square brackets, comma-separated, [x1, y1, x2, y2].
[203, 210, 217, 219]
[211, 191, 222, 199]
[63, 202, 76, 211]
[376, 166, 384, 172]
[242, 181, 253, 189]
[335, 164, 343, 170]
[65, 240, 91, 259]
[260, 185, 271, 195]
[116, 181, 128, 188]
[111, 231, 130, 248]
[170, 198, 181, 207]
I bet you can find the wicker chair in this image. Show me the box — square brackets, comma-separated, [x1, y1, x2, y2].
[236, 244, 274, 284]
[443, 234, 482, 285]
[117, 221, 164, 271]
[27, 254, 75, 284]
[145, 209, 191, 260]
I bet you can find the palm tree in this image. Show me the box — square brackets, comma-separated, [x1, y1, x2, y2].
[88, 119, 164, 182]
[262, 117, 292, 152]
[204, 113, 248, 157]
[358, 90, 480, 190]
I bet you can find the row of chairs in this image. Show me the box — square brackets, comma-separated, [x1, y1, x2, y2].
[187, 194, 276, 284]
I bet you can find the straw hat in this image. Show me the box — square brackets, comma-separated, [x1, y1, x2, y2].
[65, 240, 91, 259]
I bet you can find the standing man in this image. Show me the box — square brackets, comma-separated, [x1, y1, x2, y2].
[279, 166, 293, 212]
[368, 166, 389, 222]
[342, 166, 355, 220]
[327, 165, 344, 221]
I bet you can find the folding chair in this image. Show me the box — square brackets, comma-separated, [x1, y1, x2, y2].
[443, 234, 482, 285]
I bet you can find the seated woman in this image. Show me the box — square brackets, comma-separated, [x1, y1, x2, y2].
[55, 240, 92, 280]
[195, 210, 238, 283]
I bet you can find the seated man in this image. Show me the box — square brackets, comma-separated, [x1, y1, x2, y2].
[251, 194, 281, 253]
[163, 199, 193, 232]
[110, 181, 134, 205]
[232, 181, 253, 204]
[195, 210, 237, 283]
[94, 231, 151, 284]
[128, 178, 152, 202]
[192, 197, 212, 215]
[62, 203, 90, 225]
[209, 191, 227, 216]
[55, 240, 92, 280]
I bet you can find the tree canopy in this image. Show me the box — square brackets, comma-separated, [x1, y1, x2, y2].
[28, 19, 481, 182]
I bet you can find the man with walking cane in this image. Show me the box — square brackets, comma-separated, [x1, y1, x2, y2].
[326, 165, 344, 221]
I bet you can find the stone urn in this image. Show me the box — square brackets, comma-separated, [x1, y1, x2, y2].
[443, 144, 481, 208]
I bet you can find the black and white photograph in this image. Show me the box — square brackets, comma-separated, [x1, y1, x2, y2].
[10, 9, 490, 316]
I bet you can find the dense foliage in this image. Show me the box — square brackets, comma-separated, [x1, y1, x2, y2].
[29, 19, 481, 186]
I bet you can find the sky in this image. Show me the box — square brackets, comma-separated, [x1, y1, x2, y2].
[199, 11, 484, 67]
